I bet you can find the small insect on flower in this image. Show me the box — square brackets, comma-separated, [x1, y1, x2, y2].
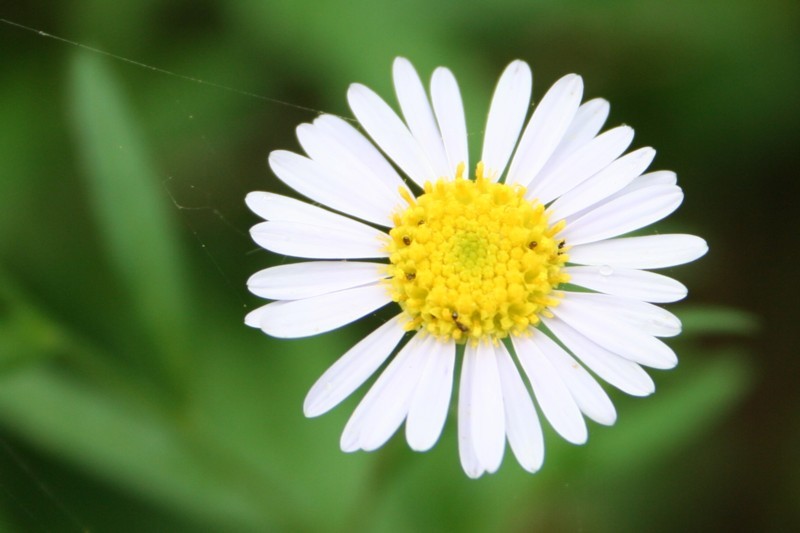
[452, 312, 469, 333]
[245, 57, 708, 478]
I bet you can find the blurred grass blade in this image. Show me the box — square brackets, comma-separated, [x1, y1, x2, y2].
[68, 52, 189, 384]
[0, 367, 301, 530]
[0, 266, 63, 372]
[586, 350, 752, 476]
[0, 265, 183, 405]
[678, 305, 760, 337]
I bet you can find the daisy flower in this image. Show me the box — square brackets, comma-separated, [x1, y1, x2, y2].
[245, 58, 707, 478]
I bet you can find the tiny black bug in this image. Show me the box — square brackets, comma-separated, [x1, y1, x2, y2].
[452, 311, 469, 333]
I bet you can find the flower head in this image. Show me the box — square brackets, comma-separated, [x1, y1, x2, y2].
[245, 58, 707, 478]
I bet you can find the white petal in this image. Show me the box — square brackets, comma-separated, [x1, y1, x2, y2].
[246, 191, 382, 229]
[558, 291, 682, 338]
[531, 333, 616, 426]
[506, 74, 583, 188]
[547, 147, 655, 221]
[312, 114, 408, 195]
[631, 170, 678, 188]
[269, 149, 390, 227]
[405, 338, 456, 451]
[304, 316, 406, 417]
[393, 58, 451, 179]
[458, 357, 483, 479]
[248, 261, 387, 300]
[348, 83, 435, 187]
[512, 335, 587, 444]
[495, 343, 545, 473]
[527, 125, 634, 205]
[466, 342, 506, 473]
[341, 332, 429, 452]
[552, 297, 678, 369]
[250, 220, 387, 259]
[544, 316, 656, 397]
[247, 190, 326, 223]
[562, 185, 684, 246]
[292, 122, 402, 224]
[481, 60, 532, 181]
[244, 304, 268, 328]
[247, 194, 388, 259]
[569, 234, 708, 270]
[251, 284, 391, 338]
[564, 169, 680, 224]
[565, 265, 687, 303]
[431, 67, 469, 177]
[537, 98, 610, 175]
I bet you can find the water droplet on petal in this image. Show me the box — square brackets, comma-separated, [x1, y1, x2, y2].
[599, 265, 614, 276]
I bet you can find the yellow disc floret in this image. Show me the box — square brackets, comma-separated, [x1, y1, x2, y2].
[387, 164, 570, 343]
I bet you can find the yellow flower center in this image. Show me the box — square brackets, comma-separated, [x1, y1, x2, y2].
[387, 164, 570, 343]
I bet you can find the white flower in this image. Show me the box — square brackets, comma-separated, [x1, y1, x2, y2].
[245, 58, 707, 478]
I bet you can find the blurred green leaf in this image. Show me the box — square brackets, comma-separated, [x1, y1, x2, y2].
[0, 501, 12, 532]
[678, 306, 760, 337]
[585, 349, 752, 477]
[362, 432, 547, 533]
[0, 367, 302, 531]
[0, 266, 182, 408]
[0, 267, 62, 372]
[69, 52, 189, 388]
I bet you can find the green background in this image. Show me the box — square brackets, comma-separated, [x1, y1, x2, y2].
[1, 0, 797, 531]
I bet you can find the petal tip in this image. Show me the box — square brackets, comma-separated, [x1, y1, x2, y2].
[303, 396, 324, 418]
[599, 411, 618, 426]
[508, 59, 531, 72]
[562, 73, 583, 91]
[697, 238, 710, 257]
[393, 56, 412, 70]
[347, 83, 369, 101]
[243, 307, 263, 328]
[502, 60, 532, 87]
[244, 191, 264, 213]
